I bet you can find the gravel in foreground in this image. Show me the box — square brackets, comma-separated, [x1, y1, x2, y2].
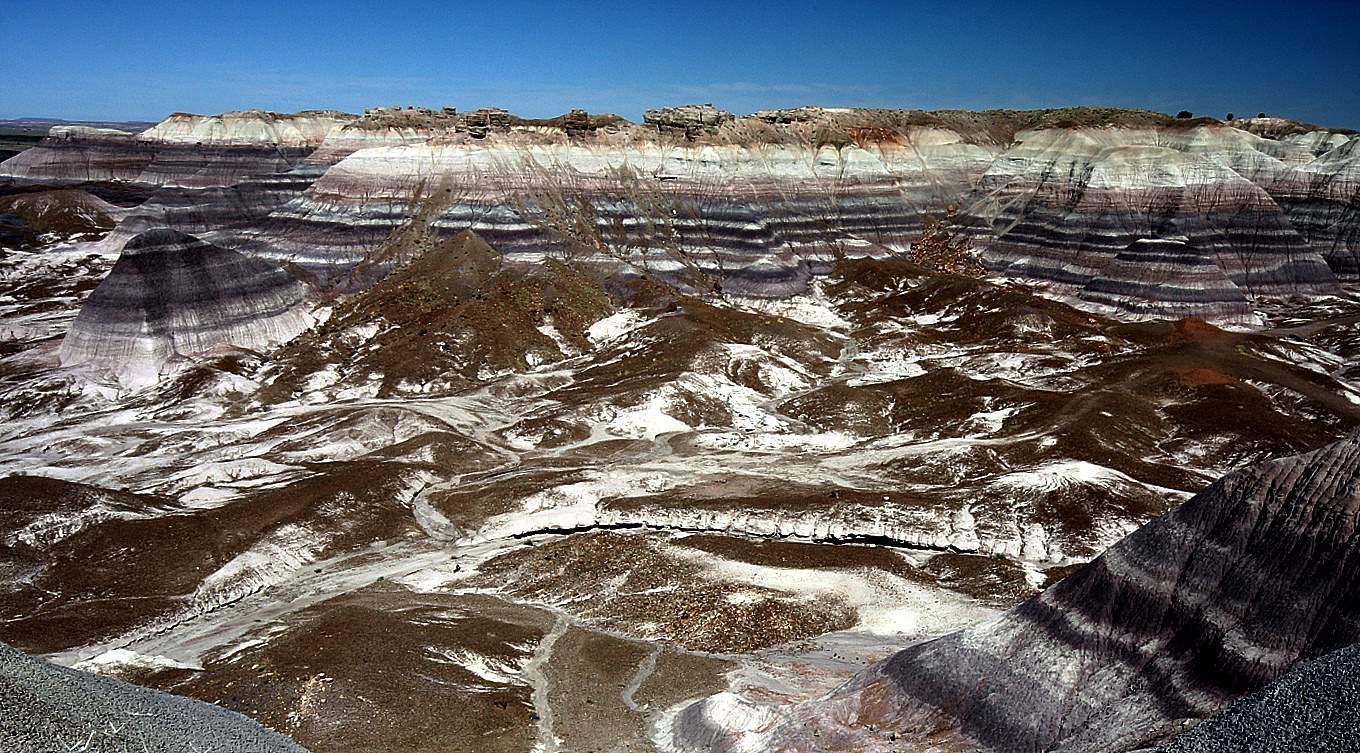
[0, 642, 308, 753]
[1157, 643, 1360, 753]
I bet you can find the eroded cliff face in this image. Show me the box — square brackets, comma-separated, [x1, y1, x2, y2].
[137, 111, 350, 148]
[0, 111, 353, 189]
[3, 106, 1355, 326]
[110, 108, 1360, 322]
[1270, 137, 1360, 279]
[130, 111, 354, 188]
[971, 126, 1345, 325]
[666, 431, 1360, 753]
[0, 125, 153, 183]
[266, 124, 993, 295]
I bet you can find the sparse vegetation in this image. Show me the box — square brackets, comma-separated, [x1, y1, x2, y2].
[908, 207, 986, 278]
[508, 158, 729, 298]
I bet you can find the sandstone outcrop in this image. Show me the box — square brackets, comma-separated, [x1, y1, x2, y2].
[644, 104, 735, 133]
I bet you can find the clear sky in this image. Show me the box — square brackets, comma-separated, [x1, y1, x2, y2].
[4, 0, 1358, 127]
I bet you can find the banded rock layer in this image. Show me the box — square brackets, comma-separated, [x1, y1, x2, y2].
[131, 110, 353, 188]
[257, 122, 999, 292]
[0, 125, 151, 183]
[971, 127, 1347, 325]
[669, 431, 1360, 753]
[59, 229, 310, 386]
[251, 110, 1359, 320]
[4, 107, 1357, 325]
[0, 111, 352, 188]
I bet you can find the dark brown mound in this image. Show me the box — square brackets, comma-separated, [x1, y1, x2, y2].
[917, 553, 1036, 609]
[0, 188, 116, 249]
[472, 531, 857, 653]
[260, 230, 615, 401]
[0, 475, 172, 547]
[827, 256, 1111, 347]
[148, 585, 550, 753]
[827, 255, 1359, 474]
[543, 296, 841, 411]
[0, 188, 115, 235]
[427, 466, 586, 535]
[0, 462, 424, 654]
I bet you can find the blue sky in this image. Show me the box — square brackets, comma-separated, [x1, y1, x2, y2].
[4, 0, 1358, 126]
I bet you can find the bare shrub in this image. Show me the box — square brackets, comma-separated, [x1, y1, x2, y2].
[909, 207, 985, 278]
[506, 155, 727, 298]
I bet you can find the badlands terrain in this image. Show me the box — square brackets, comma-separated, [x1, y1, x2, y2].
[0, 103, 1358, 752]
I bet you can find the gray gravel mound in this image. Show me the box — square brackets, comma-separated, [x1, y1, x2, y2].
[0, 642, 308, 753]
[1157, 643, 1360, 753]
